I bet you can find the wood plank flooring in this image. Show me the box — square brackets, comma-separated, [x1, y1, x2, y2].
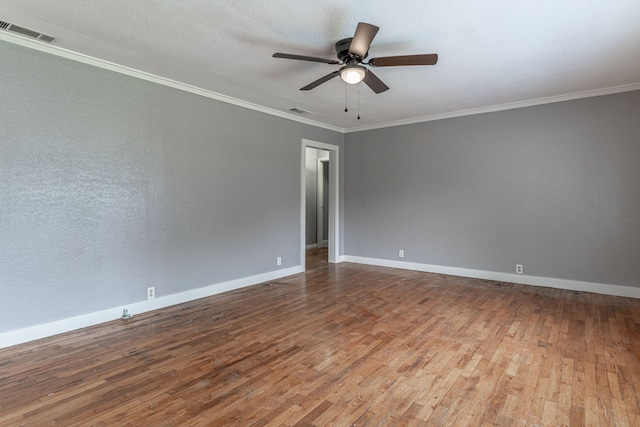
[1, 248, 639, 426]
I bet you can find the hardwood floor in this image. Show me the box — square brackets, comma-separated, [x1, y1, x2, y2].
[305, 246, 329, 270]
[1, 251, 639, 426]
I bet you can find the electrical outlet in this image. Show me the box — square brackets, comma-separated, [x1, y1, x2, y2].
[276, 256, 282, 266]
[147, 287, 155, 300]
[399, 249, 404, 258]
[516, 264, 523, 274]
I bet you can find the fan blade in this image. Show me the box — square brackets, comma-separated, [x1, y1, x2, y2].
[300, 71, 340, 91]
[273, 53, 339, 65]
[362, 69, 389, 94]
[369, 54, 438, 67]
[348, 22, 379, 58]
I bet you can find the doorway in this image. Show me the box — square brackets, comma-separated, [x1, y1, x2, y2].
[301, 139, 339, 270]
[316, 158, 329, 249]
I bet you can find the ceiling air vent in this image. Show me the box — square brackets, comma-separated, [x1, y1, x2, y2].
[0, 20, 57, 43]
[38, 34, 56, 43]
[290, 108, 311, 115]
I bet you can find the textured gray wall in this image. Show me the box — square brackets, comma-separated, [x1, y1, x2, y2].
[345, 91, 640, 287]
[0, 41, 343, 333]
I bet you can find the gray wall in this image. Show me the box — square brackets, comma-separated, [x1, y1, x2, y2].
[345, 90, 640, 288]
[0, 41, 343, 333]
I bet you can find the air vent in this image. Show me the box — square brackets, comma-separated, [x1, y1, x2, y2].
[0, 20, 57, 43]
[38, 34, 56, 43]
[290, 108, 311, 115]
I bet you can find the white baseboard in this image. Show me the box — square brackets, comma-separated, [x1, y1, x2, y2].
[306, 243, 318, 249]
[343, 256, 640, 299]
[0, 265, 304, 349]
[6, 257, 635, 349]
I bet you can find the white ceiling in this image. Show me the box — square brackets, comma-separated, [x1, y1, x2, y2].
[1, 0, 639, 131]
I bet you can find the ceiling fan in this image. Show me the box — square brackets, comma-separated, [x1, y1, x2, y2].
[273, 22, 438, 94]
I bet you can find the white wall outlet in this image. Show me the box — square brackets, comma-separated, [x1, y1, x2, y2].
[276, 256, 282, 266]
[516, 264, 523, 274]
[147, 287, 155, 300]
[399, 249, 404, 258]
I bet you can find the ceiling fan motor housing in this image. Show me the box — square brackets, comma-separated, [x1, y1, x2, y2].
[335, 37, 367, 62]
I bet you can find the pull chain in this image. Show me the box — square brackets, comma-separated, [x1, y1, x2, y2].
[357, 86, 361, 120]
[342, 83, 362, 120]
[344, 82, 348, 112]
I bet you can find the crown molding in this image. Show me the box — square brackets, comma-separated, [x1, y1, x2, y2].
[344, 82, 640, 133]
[3, 30, 639, 135]
[0, 32, 344, 134]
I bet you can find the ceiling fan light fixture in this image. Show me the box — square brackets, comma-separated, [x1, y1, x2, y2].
[340, 65, 366, 84]
[273, 22, 435, 95]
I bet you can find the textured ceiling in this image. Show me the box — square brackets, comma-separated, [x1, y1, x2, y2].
[1, 0, 640, 131]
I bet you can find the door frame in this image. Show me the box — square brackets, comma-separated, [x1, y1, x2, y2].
[301, 139, 340, 268]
